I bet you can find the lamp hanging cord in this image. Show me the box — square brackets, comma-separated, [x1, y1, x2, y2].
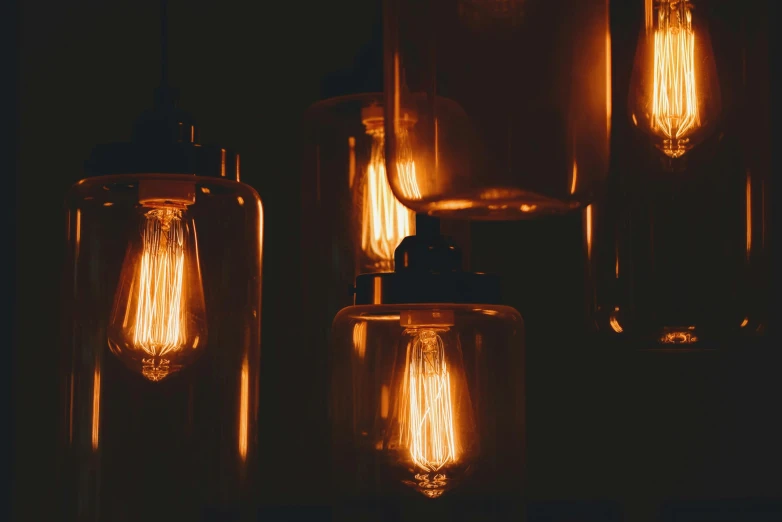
[160, 0, 169, 90]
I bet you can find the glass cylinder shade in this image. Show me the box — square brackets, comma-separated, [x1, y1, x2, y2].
[304, 93, 418, 277]
[302, 93, 470, 277]
[586, 0, 770, 348]
[60, 174, 263, 521]
[330, 303, 525, 507]
[383, 0, 611, 219]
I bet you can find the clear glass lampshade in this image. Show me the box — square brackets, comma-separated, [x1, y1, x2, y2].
[330, 304, 525, 503]
[60, 173, 263, 521]
[586, 0, 770, 348]
[383, 0, 611, 219]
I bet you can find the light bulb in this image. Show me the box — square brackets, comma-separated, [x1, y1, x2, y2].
[629, 0, 721, 159]
[108, 180, 207, 382]
[387, 310, 477, 498]
[359, 106, 417, 271]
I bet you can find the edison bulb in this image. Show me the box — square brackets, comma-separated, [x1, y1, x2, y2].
[388, 311, 477, 498]
[629, 0, 721, 159]
[358, 105, 417, 272]
[108, 180, 207, 382]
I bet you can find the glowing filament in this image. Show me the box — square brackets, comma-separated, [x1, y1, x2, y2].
[652, 1, 700, 158]
[133, 208, 187, 359]
[400, 330, 457, 473]
[360, 127, 415, 270]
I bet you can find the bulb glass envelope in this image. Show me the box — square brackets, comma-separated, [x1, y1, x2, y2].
[383, 0, 611, 219]
[61, 172, 263, 521]
[628, 0, 722, 160]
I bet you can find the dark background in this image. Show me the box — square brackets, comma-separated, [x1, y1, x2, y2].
[7, 0, 781, 520]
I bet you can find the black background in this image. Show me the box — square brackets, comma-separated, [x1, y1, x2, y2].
[7, 0, 781, 520]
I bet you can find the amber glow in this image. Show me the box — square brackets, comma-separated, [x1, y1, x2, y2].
[352, 321, 367, 359]
[605, 29, 612, 134]
[75, 209, 81, 256]
[133, 208, 187, 360]
[609, 307, 624, 333]
[570, 161, 578, 195]
[238, 357, 249, 461]
[360, 120, 415, 271]
[585, 205, 593, 261]
[651, 1, 700, 158]
[380, 384, 390, 419]
[659, 326, 698, 344]
[399, 330, 457, 475]
[91, 367, 101, 451]
[109, 201, 206, 383]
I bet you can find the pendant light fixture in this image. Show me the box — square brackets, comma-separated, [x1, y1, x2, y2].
[383, 0, 611, 219]
[59, 1, 263, 519]
[329, 215, 525, 513]
[586, 0, 770, 348]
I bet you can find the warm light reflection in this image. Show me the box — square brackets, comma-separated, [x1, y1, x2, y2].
[606, 29, 612, 135]
[609, 307, 624, 333]
[570, 161, 578, 195]
[651, 1, 700, 158]
[745, 171, 752, 259]
[659, 326, 698, 344]
[740, 317, 749, 328]
[437, 200, 475, 211]
[352, 321, 367, 359]
[400, 330, 457, 477]
[381, 385, 390, 419]
[584, 205, 593, 261]
[238, 357, 249, 461]
[645, 0, 654, 31]
[91, 367, 101, 451]
[360, 114, 416, 271]
[75, 210, 81, 255]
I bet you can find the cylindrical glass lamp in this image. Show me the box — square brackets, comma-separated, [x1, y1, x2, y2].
[329, 217, 525, 515]
[60, 92, 263, 521]
[383, 0, 611, 219]
[587, 0, 770, 348]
